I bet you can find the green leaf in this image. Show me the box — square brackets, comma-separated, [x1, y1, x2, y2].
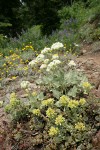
[68, 86, 77, 97]
[37, 92, 44, 100]
[36, 79, 43, 84]
[52, 89, 61, 99]
[55, 101, 61, 107]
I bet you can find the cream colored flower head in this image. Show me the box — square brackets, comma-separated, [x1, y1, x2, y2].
[51, 42, 64, 50]
[21, 81, 30, 89]
[53, 59, 61, 65]
[36, 54, 45, 62]
[41, 47, 51, 54]
[46, 59, 61, 72]
[74, 43, 79, 47]
[68, 60, 76, 67]
[52, 54, 59, 60]
[44, 59, 49, 64]
[40, 64, 47, 69]
[28, 59, 37, 67]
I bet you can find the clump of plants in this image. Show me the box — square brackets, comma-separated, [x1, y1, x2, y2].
[4, 85, 99, 149]
[28, 42, 91, 99]
[4, 42, 100, 149]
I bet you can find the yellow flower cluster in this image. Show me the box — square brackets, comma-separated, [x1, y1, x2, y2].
[75, 122, 85, 131]
[82, 82, 92, 89]
[1, 53, 21, 78]
[41, 98, 54, 107]
[10, 92, 19, 106]
[11, 76, 17, 80]
[32, 109, 41, 116]
[68, 100, 79, 108]
[10, 92, 16, 101]
[79, 98, 86, 105]
[46, 108, 56, 118]
[22, 45, 34, 51]
[59, 95, 69, 106]
[32, 91, 37, 96]
[55, 115, 65, 125]
[49, 126, 59, 136]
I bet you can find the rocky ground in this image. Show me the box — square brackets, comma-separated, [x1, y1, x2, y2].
[0, 43, 100, 149]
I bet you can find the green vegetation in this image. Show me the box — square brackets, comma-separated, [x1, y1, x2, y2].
[0, 0, 100, 149]
[3, 43, 99, 149]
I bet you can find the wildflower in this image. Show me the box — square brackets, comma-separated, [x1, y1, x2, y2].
[51, 42, 64, 50]
[36, 54, 45, 62]
[44, 59, 49, 64]
[10, 92, 16, 99]
[74, 43, 79, 47]
[55, 115, 65, 125]
[11, 76, 17, 80]
[53, 59, 61, 65]
[68, 100, 79, 109]
[0, 101, 3, 107]
[59, 95, 70, 106]
[32, 109, 41, 116]
[79, 98, 86, 105]
[46, 59, 61, 72]
[28, 60, 37, 67]
[82, 82, 92, 89]
[41, 98, 54, 107]
[46, 108, 56, 118]
[40, 64, 47, 69]
[41, 47, 51, 54]
[49, 126, 59, 136]
[3, 63, 6, 66]
[75, 122, 85, 131]
[68, 60, 76, 67]
[32, 91, 37, 96]
[21, 81, 30, 89]
[52, 54, 59, 60]
[10, 92, 19, 106]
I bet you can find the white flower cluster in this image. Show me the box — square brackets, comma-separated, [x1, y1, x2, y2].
[28, 59, 37, 67]
[44, 59, 49, 64]
[68, 60, 76, 67]
[41, 47, 51, 54]
[21, 81, 31, 89]
[36, 54, 45, 62]
[51, 42, 64, 50]
[28, 54, 45, 67]
[52, 54, 59, 60]
[74, 43, 79, 47]
[40, 64, 47, 69]
[28, 42, 63, 68]
[46, 59, 61, 72]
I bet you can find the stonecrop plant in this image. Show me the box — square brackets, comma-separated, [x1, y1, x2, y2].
[28, 42, 91, 99]
[4, 42, 99, 149]
[5, 91, 99, 149]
